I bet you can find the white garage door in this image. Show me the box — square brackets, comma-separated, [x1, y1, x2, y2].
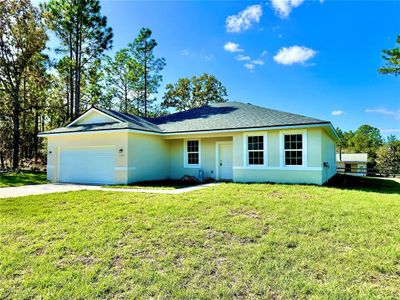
[59, 147, 116, 184]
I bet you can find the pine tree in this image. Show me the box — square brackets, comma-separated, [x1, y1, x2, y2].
[44, 0, 113, 119]
[379, 35, 400, 76]
[129, 28, 166, 116]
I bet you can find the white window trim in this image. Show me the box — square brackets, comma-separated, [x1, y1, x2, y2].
[183, 139, 201, 168]
[279, 129, 307, 168]
[242, 132, 268, 168]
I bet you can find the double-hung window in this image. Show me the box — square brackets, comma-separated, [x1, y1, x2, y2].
[284, 134, 303, 166]
[186, 140, 199, 166]
[248, 136, 264, 165]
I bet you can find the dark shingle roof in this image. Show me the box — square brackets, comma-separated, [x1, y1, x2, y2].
[39, 101, 330, 135]
[150, 102, 328, 133]
[94, 107, 162, 132]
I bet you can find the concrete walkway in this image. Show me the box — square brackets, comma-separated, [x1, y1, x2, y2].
[100, 183, 219, 195]
[0, 183, 220, 199]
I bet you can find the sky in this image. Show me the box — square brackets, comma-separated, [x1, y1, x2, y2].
[36, 0, 400, 138]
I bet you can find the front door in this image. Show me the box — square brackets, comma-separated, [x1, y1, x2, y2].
[218, 143, 233, 180]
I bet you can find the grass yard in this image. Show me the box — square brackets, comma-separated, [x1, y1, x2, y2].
[104, 179, 201, 190]
[0, 172, 47, 188]
[1, 177, 400, 299]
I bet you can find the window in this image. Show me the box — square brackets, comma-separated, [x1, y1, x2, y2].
[284, 134, 303, 166]
[248, 136, 264, 165]
[186, 140, 199, 165]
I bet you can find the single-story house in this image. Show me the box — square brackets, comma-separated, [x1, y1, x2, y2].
[336, 153, 368, 176]
[38, 101, 338, 185]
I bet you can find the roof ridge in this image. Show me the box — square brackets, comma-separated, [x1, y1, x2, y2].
[93, 106, 163, 132]
[92, 106, 128, 123]
[148, 105, 210, 121]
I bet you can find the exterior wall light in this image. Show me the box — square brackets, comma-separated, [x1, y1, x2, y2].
[49, 150, 52, 155]
[119, 149, 123, 153]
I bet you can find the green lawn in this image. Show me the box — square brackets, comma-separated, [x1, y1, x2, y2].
[104, 179, 202, 190]
[0, 172, 48, 188]
[1, 177, 400, 299]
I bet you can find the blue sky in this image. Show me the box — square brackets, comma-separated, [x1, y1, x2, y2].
[37, 0, 400, 138]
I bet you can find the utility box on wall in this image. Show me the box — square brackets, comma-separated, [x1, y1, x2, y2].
[198, 170, 204, 182]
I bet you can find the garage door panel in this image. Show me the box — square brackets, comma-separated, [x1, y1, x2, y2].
[59, 147, 116, 184]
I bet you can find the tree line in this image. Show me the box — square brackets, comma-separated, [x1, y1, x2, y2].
[0, 0, 398, 173]
[336, 125, 400, 175]
[0, 0, 228, 170]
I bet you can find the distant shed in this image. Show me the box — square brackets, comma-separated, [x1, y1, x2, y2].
[336, 153, 368, 176]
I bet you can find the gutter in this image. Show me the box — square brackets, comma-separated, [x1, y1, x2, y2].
[38, 122, 334, 137]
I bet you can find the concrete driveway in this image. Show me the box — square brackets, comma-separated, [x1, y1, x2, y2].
[0, 183, 101, 199]
[0, 183, 219, 199]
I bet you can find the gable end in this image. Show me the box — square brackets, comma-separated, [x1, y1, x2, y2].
[67, 108, 122, 127]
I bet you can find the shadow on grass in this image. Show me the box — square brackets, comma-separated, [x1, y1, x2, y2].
[325, 174, 400, 195]
[106, 179, 203, 190]
[0, 172, 48, 188]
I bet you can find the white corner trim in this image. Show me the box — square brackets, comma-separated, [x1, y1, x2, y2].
[183, 139, 202, 168]
[242, 133, 246, 167]
[242, 132, 268, 168]
[279, 129, 308, 168]
[47, 165, 54, 169]
[66, 107, 122, 127]
[115, 166, 136, 171]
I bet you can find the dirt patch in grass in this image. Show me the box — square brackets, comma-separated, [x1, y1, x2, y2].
[297, 193, 315, 200]
[229, 208, 262, 220]
[205, 228, 258, 245]
[74, 255, 96, 265]
[267, 191, 285, 199]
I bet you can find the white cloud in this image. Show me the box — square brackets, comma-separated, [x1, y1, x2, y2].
[226, 5, 262, 33]
[224, 42, 244, 53]
[202, 54, 214, 61]
[278, 34, 283, 38]
[273, 46, 316, 65]
[366, 108, 400, 119]
[252, 59, 264, 66]
[332, 110, 344, 116]
[270, 0, 304, 18]
[236, 54, 251, 61]
[261, 50, 268, 57]
[244, 63, 255, 70]
[380, 129, 400, 133]
[181, 49, 189, 56]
